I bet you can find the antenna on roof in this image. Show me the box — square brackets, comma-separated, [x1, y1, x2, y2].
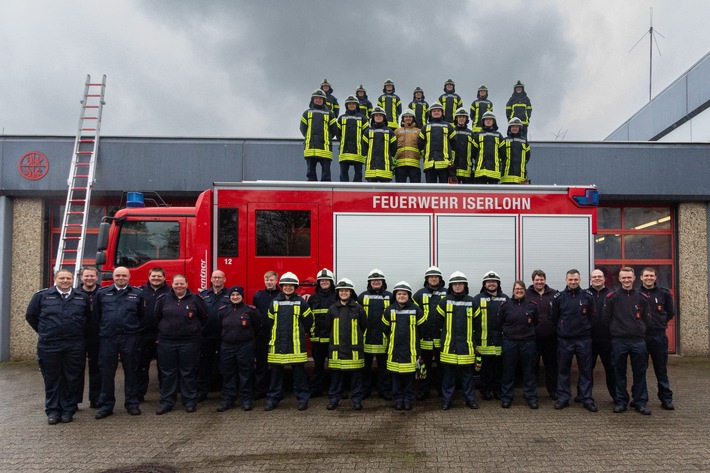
[629, 7, 664, 102]
[551, 129, 567, 141]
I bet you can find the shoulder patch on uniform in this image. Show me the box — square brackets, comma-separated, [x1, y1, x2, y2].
[606, 292, 614, 298]
[553, 292, 562, 299]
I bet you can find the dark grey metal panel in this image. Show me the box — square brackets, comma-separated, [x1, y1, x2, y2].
[0, 196, 13, 360]
[688, 56, 710, 111]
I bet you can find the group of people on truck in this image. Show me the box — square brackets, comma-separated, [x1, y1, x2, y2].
[300, 78, 532, 184]
[26, 261, 674, 423]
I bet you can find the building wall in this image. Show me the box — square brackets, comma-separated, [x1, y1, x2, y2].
[10, 198, 44, 361]
[678, 203, 710, 356]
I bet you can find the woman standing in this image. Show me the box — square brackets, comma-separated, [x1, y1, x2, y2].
[499, 280, 539, 409]
[155, 275, 208, 415]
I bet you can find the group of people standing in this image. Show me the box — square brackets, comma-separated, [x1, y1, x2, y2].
[300, 79, 532, 184]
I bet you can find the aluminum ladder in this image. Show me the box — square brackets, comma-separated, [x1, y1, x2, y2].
[54, 74, 107, 285]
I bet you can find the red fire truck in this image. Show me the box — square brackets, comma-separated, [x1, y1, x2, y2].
[96, 182, 598, 301]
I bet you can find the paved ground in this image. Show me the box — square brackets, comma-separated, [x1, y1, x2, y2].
[1, 356, 709, 472]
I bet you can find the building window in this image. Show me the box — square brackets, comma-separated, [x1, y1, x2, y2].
[115, 221, 181, 267]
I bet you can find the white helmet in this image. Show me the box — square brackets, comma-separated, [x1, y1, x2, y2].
[449, 271, 468, 284]
[368, 269, 386, 281]
[279, 272, 299, 286]
[392, 281, 413, 295]
[482, 271, 501, 283]
[424, 266, 442, 278]
[316, 268, 335, 282]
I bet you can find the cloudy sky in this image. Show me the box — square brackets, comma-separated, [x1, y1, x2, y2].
[2, 1, 709, 141]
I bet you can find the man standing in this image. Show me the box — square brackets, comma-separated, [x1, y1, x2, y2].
[198, 270, 229, 401]
[355, 84, 373, 119]
[603, 267, 652, 415]
[393, 109, 422, 183]
[470, 84, 493, 133]
[335, 95, 368, 182]
[505, 80, 532, 138]
[308, 268, 337, 397]
[76, 266, 101, 408]
[360, 269, 393, 400]
[407, 87, 428, 130]
[418, 103, 455, 184]
[136, 267, 169, 402]
[300, 89, 337, 181]
[320, 78, 339, 117]
[639, 267, 675, 410]
[438, 79, 463, 125]
[551, 269, 597, 412]
[377, 79, 402, 130]
[413, 266, 447, 401]
[252, 271, 280, 398]
[525, 270, 558, 400]
[26, 269, 91, 424]
[94, 266, 145, 419]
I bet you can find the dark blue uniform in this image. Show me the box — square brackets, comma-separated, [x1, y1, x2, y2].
[155, 289, 208, 411]
[578, 285, 615, 401]
[526, 284, 558, 399]
[136, 282, 169, 401]
[252, 286, 280, 397]
[94, 284, 145, 414]
[640, 284, 675, 406]
[76, 284, 100, 407]
[198, 287, 228, 400]
[308, 286, 337, 396]
[499, 297, 539, 406]
[26, 287, 91, 420]
[551, 286, 596, 408]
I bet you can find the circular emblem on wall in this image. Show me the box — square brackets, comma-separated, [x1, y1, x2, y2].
[18, 151, 49, 180]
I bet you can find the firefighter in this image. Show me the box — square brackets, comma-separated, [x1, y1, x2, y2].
[264, 272, 314, 411]
[413, 266, 447, 401]
[505, 80, 532, 138]
[436, 271, 479, 410]
[438, 79, 463, 124]
[551, 269, 597, 412]
[639, 267, 675, 410]
[470, 84, 493, 133]
[393, 109, 422, 183]
[472, 111, 503, 184]
[252, 271, 280, 399]
[197, 270, 229, 402]
[76, 266, 101, 409]
[336, 95, 368, 182]
[136, 267, 169, 404]
[452, 107, 475, 183]
[356, 84, 373, 119]
[216, 285, 261, 412]
[377, 79, 402, 129]
[362, 106, 397, 182]
[408, 86, 429, 129]
[326, 278, 368, 411]
[472, 271, 509, 400]
[418, 102, 456, 184]
[499, 280, 539, 409]
[381, 281, 425, 410]
[359, 269, 393, 400]
[25, 269, 91, 424]
[525, 270, 559, 401]
[300, 89, 338, 182]
[500, 117, 531, 184]
[154, 274, 209, 415]
[309, 268, 337, 397]
[320, 78, 340, 117]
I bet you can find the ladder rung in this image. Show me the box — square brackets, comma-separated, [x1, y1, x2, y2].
[69, 200, 85, 203]
[79, 139, 95, 143]
[63, 236, 82, 240]
[75, 163, 91, 167]
[74, 175, 89, 178]
[88, 83, 103, 86]
[86, 94, 101, 97]
[84, 105, 99, 109]
[67, 212, 84, 215]
[77, 151, 93, 155]
[72, 187, 87, 190]
[81, 128, 96, 131]
[66, 224, 82, 227]
[62, 249, 78, 253]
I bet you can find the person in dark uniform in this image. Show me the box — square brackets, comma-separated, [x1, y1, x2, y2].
[603, 267, 652, 415]
[377, 79, 402, 130]
[381, 281, 425, 411]
[154, 274, 208, 415]
[355, 84, 373, 119]
[412, 266, 446, 400]
[418, 103, 455, 184]
[26, 269, 91, 424]
[320, 78, 340, 117]
[470, 84, 493, 133]
[525, 269, 558, 400]
[551, 269, 598, 412]
[94, 266, 145, 419]
[197, 270, 228, 401]
[407, 87, 429, 130]
[451, 107, 475, 183]
[252, 271, 280, 399]
[264, 272, 314, 411]
[76, 266, 101, 408]
[438, 79, 463, 125]
[326, 278, 367, 411]
[136, 267, 169, 403]
[300, 89, 338, 181]
[335, 96, 368, 182]
[500, 117, 531, 184]
[216, 285, 261, 412]
[505, 80, 532, 138]
[472, 111, 503, 184]
[363, 106, 397, 182]
[640, 267, 675, 410]
[499, 280, 539, 409]
[359, 269, 393, 400]
[308, 268, 337, 397]
[436, 272, 479, 410]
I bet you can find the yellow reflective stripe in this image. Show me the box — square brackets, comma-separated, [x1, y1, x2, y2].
[292, 304, 301, 354]
[333, 317, 340, 347]
[443, 301, 453, 354]
[479, 299, 488, 348]
[351, 318, 358, 346]
[409, 314, 417, 365]
[467, 306, 474, 355]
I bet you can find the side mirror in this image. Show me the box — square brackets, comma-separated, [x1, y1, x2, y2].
[97, 222, 110, 251]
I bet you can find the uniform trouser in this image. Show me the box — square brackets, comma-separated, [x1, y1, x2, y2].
[310, 342, 329, 394]
[306, 157, 331, 181]
[577, 338, 615, 400]
[329, 369, 364, 404]
[471, 176, 499, 184]
[363, 352, 391, 397]
[536, 336, 558, 396]
[611, 339, 649, 408]
[417, 348, 437, 395]
[197, 335, 221, 396]
[425, 168, 449, 183]
[38, 340, 85, 416]
[219, 341, 255, 405]
[78, 334, 101, 405]
[98, 335, 140, 411]
[267, 363, 310, 405]
[394, 166, 421, 183]
[557, 337, 594, 405]
[157, 338, 200, 408]
[135, 330, 159, 399]
[645, 333, 673, 403]
[340, 162, 363, 182]
[391, 372, 415, 403]
[253, 332, 270, 396]
[479, 354, 502, 397]
[441, 363, 476, 404]
[501, 339, 538, 404]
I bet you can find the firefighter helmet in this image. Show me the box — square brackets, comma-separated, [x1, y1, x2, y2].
[424, 266, 443, 278]
[345, 95, 359, 105]
[449, 271, 468, 284]
[312, 89, 327, 100]
[335, 278, 355, 290]
[392, 281, 413, 295]
[279, 272, 300, 286]
[514, 80, 525, 90]
[429, 102, 443, 112]
[455, 107, 469, 118]
[401, 109, 415, 121]
[371, 106, 386, 116]
[482, 271, 501, 283]
[413, 86, 424, 94]
[316, 268, 335, 282]
[508, 117, 523, 127]
[481, 111, 496, 121]
[444, 79, 455, 87]
[356, 84, 366, 93]
[384, 79, 395, 87]
[478, 84, 488, 92]
[367, 269, 386, 281]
